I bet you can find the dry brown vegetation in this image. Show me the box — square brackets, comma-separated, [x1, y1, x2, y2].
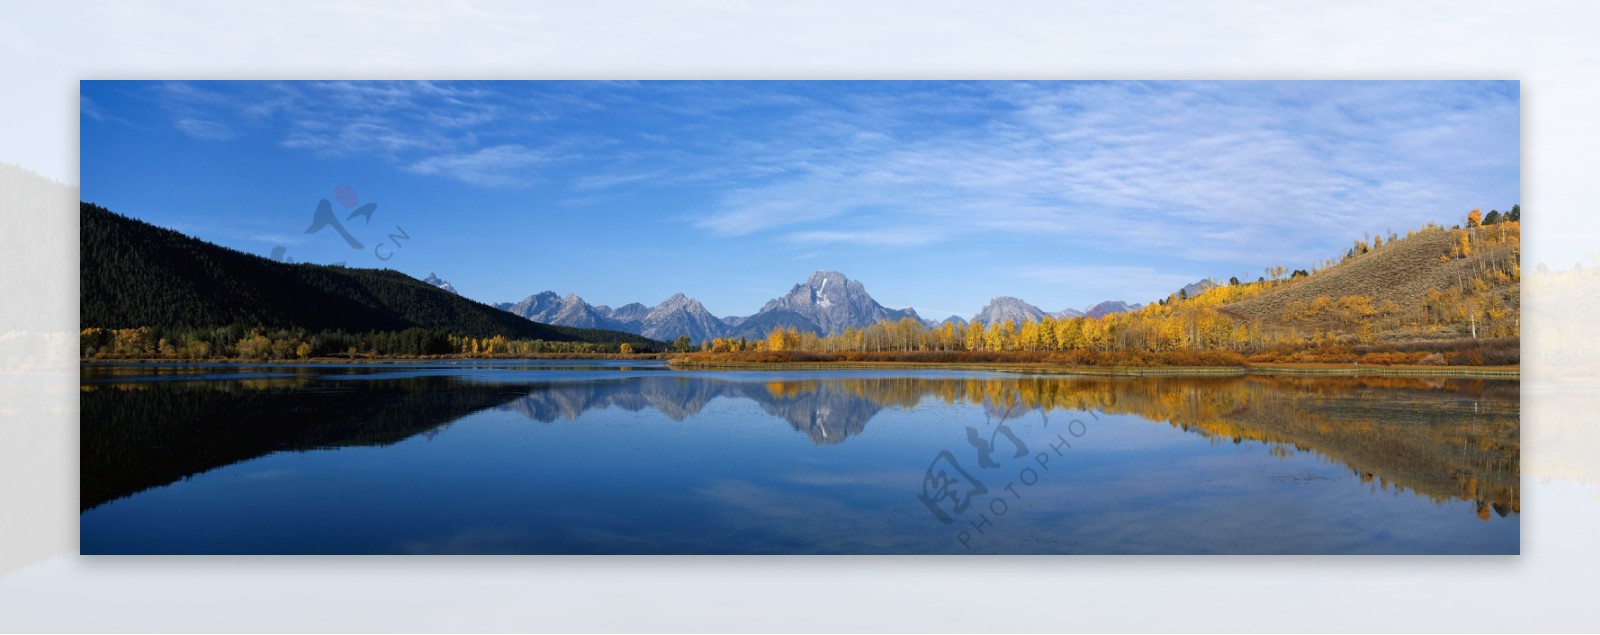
[1228, 230, 1461, 321]
[1225, 221, 1520, 342]
[673, 348, 1249, 367]
[1246, 336, 1519, 366]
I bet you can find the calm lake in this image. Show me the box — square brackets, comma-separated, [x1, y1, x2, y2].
[79, 361, 1518, 554]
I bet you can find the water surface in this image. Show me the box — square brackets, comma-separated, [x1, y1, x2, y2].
[80, 360, 1518, 554]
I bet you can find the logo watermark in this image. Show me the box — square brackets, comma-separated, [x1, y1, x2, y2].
[272, 184, 411, 265]
[918, 405, 1092, 550]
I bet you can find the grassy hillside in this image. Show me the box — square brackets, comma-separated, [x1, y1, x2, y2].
[1217, 219, 1520, 342]
[80, 202, 657, 347]
[1225, 231, 1466, 320]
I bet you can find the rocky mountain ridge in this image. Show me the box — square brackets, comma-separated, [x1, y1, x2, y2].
[490, 270, 1156, 343]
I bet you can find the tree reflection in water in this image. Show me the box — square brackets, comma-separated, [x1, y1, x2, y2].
[83, 369, 1517, 519]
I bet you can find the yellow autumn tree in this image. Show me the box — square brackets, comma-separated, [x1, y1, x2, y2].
[983, 321, 1005, 352]
[766, 327, 801, 351]
[964, 321, 984, 352]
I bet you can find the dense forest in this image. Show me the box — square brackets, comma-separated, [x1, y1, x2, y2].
[685, 209, 1521, 367]
[79, 202, 661, 358]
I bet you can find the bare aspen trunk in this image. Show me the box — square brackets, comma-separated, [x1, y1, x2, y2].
[1469, 300, 1477, 339]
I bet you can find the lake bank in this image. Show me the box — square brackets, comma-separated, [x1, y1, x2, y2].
[666, 358, 1520, 379]
[80, 352, 672, 365]
[78, 355, 1520, 379]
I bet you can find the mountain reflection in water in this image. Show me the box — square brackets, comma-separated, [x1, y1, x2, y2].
[82, 367, 1517, 525]
[501, 374, 1517, 519]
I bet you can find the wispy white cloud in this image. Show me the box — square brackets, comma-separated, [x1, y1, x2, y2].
[155, 82, 249, 140]
[571, 169, 666, 192]
[406, 144, 546, 187]
[171, 117, 235, 140]
[785, 227, 945, 247]
[135, 80, 1518, 271]
[150, 80, 514, 164]
[675, 81, 1518, 266]
[78, 95, 125, 124]
[282, 120, 451, 157]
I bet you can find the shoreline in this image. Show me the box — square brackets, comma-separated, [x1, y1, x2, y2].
[78, 356, 1520, 379]
[664, 359, 1520, 379]
[79, 353, 671, 365]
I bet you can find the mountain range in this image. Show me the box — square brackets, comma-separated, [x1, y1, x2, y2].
[491, 270, 1155, 343]
[499, 374, 885, 446]
[497, 291, 732, 343]
[495, 271, 919, 343]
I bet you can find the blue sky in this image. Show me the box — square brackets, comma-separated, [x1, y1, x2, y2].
[79, 80, 1520, 320]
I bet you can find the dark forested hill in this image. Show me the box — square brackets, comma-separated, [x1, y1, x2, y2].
[79, 202, 656, 346]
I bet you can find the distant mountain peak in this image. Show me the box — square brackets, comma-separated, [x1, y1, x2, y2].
[745, 271, 914, 337]
[1085, 300, 1141, 319]
[502, 291, 610, 329]
[654, 292, 698, 312]
[600, 302, 650, 324]
[1179, 279, 1216, 299]
[972, 296, 1046, 326]
[799, 270, 855, 309]
[503, 290, 577, 324]
[421, 272, 458, 295]
[640, 293, 724, 342]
